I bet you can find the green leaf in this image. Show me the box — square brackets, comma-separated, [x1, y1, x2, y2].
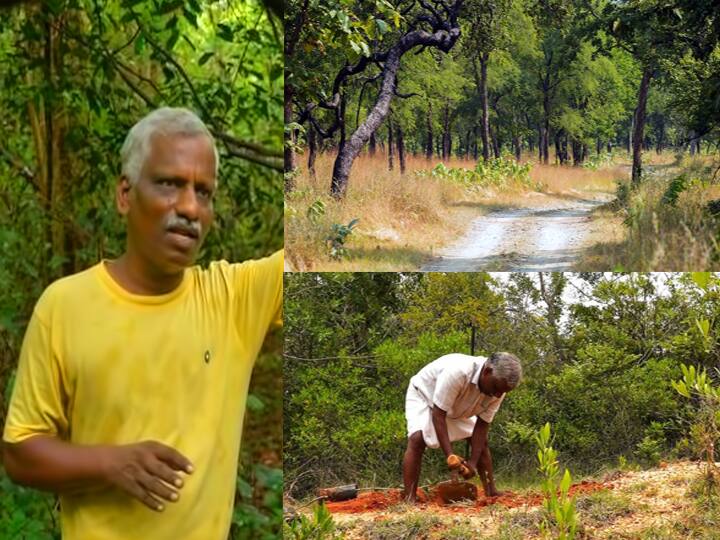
[247, 394, 265, 412]
[158, 0, 184, 14]
[199, 52, 214, 66]
[691, 272, 710, 290]
[696, 318, 710, 338]
[217, 23, 234, 42]
[375, 19, 389, 35]
[560, 468, 572, 494]
[166, 30, 180, 51]
[134, 33, 145, 54]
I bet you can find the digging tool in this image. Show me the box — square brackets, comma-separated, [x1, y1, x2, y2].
[438, 454, 478, 503]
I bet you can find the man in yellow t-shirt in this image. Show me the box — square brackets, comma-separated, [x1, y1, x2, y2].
[1, 107, 283, 539]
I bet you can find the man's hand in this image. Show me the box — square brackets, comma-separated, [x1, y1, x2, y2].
[100, 441, 193, 512]
[447, 454, 476, 479]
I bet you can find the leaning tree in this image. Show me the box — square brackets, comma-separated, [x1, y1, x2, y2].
[297, 0, 465, 199]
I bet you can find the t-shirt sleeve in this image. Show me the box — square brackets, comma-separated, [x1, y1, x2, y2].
[3, 307, 70, 444]
[478, 394, 504, 423]
[233, 250, 284, 347]
[432, 365, 466, 412]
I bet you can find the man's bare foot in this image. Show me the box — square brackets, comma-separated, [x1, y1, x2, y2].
[403, 492, 417, 503]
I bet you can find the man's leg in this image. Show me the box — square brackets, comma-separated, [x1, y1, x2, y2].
[402, 430, 426, 502]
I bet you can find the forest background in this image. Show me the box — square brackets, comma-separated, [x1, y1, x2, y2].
[0, 0, 283, 538]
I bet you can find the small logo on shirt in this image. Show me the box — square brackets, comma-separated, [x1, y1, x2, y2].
[204, 350, 211, 364]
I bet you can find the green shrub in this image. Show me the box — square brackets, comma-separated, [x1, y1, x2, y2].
[283, 504, 341, 540]
[536, 423, 578, 540]
[416, 157, 540, 191]
[635, 422, 667, 467]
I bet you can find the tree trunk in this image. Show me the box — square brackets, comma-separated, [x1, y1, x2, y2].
[572, 139, 581, 166]
[538, 273, 567, 364]
[554, 132, 561, 164]
[631, 66, 653, 186]
[387, 116, 394, 171]
[513, 136, 521, 161]
[491, 126, 500, 159]
[442, 101, 450, 160]
[284, 82, 296, 191]
[541, 81, 550, 164]
[479, 53, 490, 162]
[473, 126, 479, 160]
[396, 123, 406, 174]
[368, 130, 376, 157]
[329, 20, 462, 198]
[308, 125, 317, 179]
[426, 102, 433, 160]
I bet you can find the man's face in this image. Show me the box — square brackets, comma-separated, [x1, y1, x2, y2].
[478, 366, 513, 398]
[117, 133, 216, 274]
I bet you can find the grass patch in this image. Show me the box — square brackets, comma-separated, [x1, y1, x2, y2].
[430, 518, 479, 540]
[579, 153, 720, 270]
[359, 512, 442, 540]
[576, 489, 635, 525]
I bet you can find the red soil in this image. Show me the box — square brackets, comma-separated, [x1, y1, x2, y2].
[324, 480, 612, 515]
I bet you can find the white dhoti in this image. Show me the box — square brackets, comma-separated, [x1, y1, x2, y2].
[405, 384, 476, 449]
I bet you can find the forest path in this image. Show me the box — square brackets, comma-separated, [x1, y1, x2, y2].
[422, 191, 612, 271]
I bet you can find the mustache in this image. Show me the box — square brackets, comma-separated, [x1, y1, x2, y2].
[164, 213, 202, 238]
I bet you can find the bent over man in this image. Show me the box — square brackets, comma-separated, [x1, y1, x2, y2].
[403, 352, 522, 502]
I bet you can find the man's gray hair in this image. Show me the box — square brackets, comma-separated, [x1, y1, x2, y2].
[487, 352, 522, 389]
[120, 107, 219, 185]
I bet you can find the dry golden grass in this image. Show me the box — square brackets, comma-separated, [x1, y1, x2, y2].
[531, 162, 625, 194]
[578, 155, 720, 271]
[285, 153, 482, 271]
[285, 150, 627, 271]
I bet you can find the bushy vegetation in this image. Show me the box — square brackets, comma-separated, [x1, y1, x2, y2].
[285, 273, 720, 500]
[416, 157, 540, 191]
[581, 156, 720, 270]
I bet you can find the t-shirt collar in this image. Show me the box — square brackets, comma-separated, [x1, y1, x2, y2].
[96, 260, 192, 305]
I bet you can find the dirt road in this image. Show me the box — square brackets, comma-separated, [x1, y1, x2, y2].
[422, 194, 610, 272]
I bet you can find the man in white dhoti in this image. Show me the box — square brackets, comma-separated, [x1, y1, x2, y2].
[402, 352, 522, 502]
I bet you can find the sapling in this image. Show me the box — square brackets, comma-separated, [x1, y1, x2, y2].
[535, 422, 578, 540]
[672, 363, 720, 499]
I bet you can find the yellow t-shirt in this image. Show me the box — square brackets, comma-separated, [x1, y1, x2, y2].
[2, 250, 283, 540]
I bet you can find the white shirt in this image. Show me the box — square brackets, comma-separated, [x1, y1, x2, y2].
[409, 353, 504, 423]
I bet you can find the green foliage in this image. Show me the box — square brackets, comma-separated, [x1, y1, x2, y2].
[326, 218, 359, 259]
[231, 465, 283, 540]
[0, 473, 60, 539]
[283, 504, 341, 540]
[672, 364, 720, 474]
[307, 200, 327, 224]
[417, 157, 539, 191]
[535, 423, 578, 540]
[635, 422, 667, 467]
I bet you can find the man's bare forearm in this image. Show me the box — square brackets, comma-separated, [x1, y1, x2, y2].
[431, 406, 453, 457]
[479, 444, 497, 494]
[3, 436, 111, 493]
[3, 435, 193, 510]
